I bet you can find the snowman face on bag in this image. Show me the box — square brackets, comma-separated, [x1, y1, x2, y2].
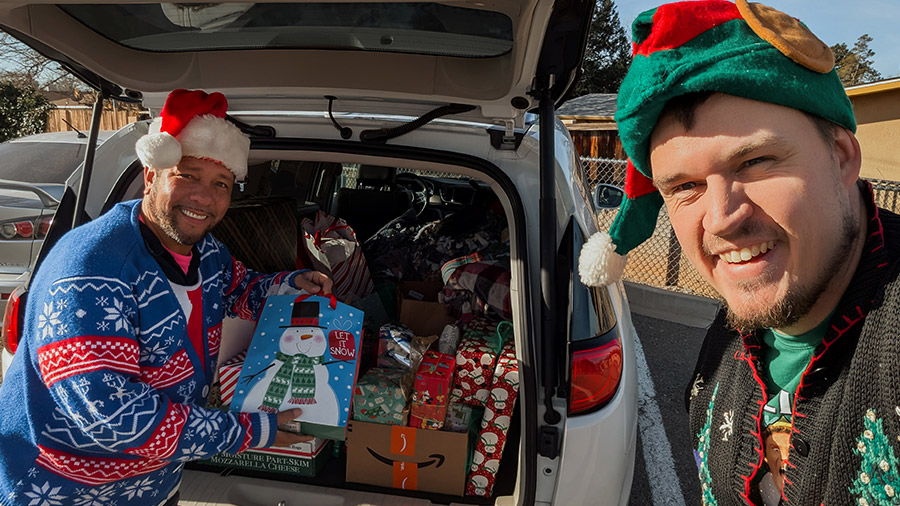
[279, 326, 327, 357]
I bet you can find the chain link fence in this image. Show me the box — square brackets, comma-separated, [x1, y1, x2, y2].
[580, 156, 900, 299]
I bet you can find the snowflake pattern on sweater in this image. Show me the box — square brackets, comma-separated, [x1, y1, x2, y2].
[0, 200, 304, 506]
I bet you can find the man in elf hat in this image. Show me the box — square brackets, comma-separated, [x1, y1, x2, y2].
[578, 1, 900, 504]
[0, 89, 333, 506]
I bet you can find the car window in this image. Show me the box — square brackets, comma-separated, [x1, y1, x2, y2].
[61, 2, 514, 58]
[570, 219, 617, 340]
[0, 141, 86, 184]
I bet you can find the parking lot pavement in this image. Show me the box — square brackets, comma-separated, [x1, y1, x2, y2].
[626, 282, 717, 506]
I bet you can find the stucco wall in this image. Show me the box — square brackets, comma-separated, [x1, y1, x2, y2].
[850, 89, 900, 181]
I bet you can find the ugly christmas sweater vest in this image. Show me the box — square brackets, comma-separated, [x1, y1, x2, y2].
[0, 200, 299, 506]
[687, 182, 900, 506]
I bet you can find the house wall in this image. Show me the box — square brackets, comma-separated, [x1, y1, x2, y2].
[850, 88, 900, 181]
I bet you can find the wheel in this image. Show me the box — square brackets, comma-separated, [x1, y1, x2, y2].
[395, 172, 430, 216]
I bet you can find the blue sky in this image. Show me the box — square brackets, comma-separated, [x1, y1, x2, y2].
[616, 0, 900, 79]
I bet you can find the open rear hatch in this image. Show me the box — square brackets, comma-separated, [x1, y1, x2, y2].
[0, 0, 590, 124]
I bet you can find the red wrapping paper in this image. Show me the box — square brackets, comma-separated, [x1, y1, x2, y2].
[466, 340, 519, 496]
[410, 350, 456, 429]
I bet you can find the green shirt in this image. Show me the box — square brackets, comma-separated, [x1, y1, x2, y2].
[760, 313, 833, 427]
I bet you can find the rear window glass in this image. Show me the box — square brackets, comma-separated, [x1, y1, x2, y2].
[0, 141, 85, 183]
[60, 3, 514, 58]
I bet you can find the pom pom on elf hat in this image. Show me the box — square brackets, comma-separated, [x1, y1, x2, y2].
[135, 89, 250, 181]
[578, 0, 855, 287]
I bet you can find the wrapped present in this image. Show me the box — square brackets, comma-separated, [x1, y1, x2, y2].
[438, 324, 461, 355]
[217, 350, 248, 407]
[410, 351, 455, 430]
[443, 400, 484, 434]
[485, 338, 518, 417]
[206, 436, 332, 477]
[451, 320, 509, 406]
[377, 323, 416, 369]
[352, 367, 409, 425]
[466, 339, 519, 497]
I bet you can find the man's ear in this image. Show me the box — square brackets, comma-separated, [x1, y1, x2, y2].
[832, 127, 862, 189]
[143, 166, 157, 196]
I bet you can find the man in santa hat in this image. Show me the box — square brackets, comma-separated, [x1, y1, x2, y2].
[0, 89, 331, 505]
[577, 1, 900, 504]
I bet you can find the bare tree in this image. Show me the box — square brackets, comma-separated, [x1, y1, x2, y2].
[0, 31, 86, 93]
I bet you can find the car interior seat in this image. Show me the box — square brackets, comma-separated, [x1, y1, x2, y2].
[212, 196, 299, 273]
[333, 164, 412, 242]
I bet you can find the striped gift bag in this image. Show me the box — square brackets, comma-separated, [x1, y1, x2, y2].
[300, 211, 374, 303]
[218, 350, 247, 407]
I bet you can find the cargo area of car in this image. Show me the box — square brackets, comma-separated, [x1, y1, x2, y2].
[183, 155, 524, 505]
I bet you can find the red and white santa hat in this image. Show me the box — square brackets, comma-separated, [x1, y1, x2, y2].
[135, 89, 249, 180]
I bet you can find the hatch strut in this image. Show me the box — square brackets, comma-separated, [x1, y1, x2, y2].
[72, 92, 106, 229]
[534, 76, 562, 427]
[359, 103, 476, 143]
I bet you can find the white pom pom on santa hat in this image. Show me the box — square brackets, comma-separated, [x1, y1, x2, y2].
[135, 89, 249, 180]
[135, 118, 182, 171]
[578, 230, 627, 287]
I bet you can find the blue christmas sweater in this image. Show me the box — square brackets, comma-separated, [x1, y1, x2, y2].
[0, 199, 303, 506]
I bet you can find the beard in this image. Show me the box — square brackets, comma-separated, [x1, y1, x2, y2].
[145, 181, 216, 247]
[722, 207, 860, 331]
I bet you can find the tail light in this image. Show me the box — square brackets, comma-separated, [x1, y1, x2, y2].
[2, 286, 23, 354]
[569, 336, 623, 415]
[0, 216, 53, 239]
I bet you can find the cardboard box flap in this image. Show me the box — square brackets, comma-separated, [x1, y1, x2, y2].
[398, 281, 455, 337]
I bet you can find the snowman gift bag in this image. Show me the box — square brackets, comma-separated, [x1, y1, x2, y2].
[230, 293, 363, 440]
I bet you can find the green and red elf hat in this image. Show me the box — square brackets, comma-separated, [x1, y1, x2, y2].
[578, 0, 856, 287]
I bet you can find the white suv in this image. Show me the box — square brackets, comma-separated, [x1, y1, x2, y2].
[0, 1, 638, 504]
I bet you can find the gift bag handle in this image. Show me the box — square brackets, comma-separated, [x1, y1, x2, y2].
[487, 320, 513, 355]
[294, 292, 338, 310]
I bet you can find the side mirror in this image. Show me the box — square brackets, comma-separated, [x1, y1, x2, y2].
[593, 183, 624, 209]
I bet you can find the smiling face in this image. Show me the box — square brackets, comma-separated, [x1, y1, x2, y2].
[279, 327, 327, 357]
[649, 94, 865, 333]
[141, 156, 234, 255]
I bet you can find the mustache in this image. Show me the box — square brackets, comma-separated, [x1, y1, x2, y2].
[702, 221, 775, 256]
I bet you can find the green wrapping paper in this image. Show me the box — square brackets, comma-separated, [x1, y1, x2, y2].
[352, 367, 409, 425]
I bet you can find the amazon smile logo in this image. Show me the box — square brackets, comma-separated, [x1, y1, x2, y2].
[366, 448, 446, 469]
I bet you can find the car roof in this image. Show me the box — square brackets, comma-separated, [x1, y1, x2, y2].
[7, 130, 116, 145]
[0, 0, 593, 125]
[0, 131, 115, 184]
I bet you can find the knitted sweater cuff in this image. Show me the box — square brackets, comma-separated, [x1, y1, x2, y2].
[286, 269, 311, 290]
[250, 412, 278, 449]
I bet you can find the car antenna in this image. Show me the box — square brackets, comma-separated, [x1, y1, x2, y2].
[325, 96, 352, 139]
[359, 103, 476, 143]
[61, 117, 87, 138]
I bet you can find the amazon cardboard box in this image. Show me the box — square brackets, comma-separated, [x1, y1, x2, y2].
[398, 281, 455, 337]
[346, 420, 469, 496]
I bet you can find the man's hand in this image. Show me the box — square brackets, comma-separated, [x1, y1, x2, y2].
[293, 271, 333, 296]
[272, 408, 315, 447]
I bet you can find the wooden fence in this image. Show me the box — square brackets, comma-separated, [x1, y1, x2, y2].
[568, 128, 626, 160]
[46, 106, 147, 133]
